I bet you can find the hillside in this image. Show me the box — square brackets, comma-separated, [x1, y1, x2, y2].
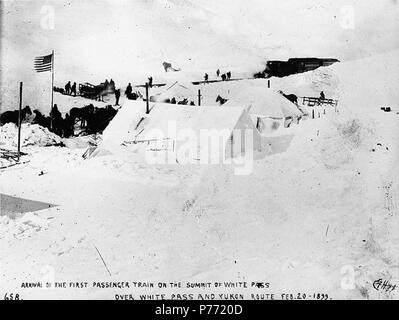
[2, 0, 397, 114]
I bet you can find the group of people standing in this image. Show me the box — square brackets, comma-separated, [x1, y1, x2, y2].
[99, 79, 121, 105]
[64, 81, 77, 96]
[103, 79, 115, 91]
[64, 72, 239, 108]
[98, 79, 142, 106]
[203, 69, 232, 82]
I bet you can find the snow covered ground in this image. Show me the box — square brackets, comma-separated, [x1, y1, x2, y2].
[0, 50, 398, 300]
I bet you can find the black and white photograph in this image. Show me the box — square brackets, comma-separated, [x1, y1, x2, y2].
[0, 0, 398, 303]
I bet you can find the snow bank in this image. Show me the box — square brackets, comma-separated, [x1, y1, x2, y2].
[0, 212, 49, 240]
[287, 115, 376, 170]
[62, 134, 102, 149]
[0, 123, 62, 148]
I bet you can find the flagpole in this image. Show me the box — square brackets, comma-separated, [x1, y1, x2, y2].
[50, 50, 54, 130]
[17, 82, 23, 158]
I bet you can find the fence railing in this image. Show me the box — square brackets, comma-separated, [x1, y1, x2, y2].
[302, 96, 338, 107]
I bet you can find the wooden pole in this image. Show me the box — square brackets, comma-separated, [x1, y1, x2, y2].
[17, 82, 23, 157]
[145, 82, 149, 114]
[50, 50, 54, 130]
[198, 89, 201, 106]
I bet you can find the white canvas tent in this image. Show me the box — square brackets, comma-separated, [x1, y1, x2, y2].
[90, 101, 261, 163]
[101, 101, 149, 145]
[136, 105, 261, 163]
[88, 100, 151, 157]
[150, 81, 198, 104]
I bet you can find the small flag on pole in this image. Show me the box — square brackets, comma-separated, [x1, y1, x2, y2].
[34, 53, 53, 73]
[34, 51, 55, 129]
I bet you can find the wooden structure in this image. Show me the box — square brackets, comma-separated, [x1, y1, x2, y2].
[78, 82, 115, 101]
[302, 96, 338, 107]
[78, 82, 97, 98]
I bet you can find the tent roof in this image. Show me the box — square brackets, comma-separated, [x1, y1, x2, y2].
[102, 100, 250, 145]
[224, 88, 302, 118]
[151, 81, 198, 101]
[101, 100, 150, 145]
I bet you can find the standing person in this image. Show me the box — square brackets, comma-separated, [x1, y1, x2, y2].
[216, 69, 220, 77]
[63, 113, 73, 137]
[51, 104, 62, 135]
[65, 81, 71, 95]
[115, 89, 121, 106]
[52, 104, 61, 121]
[204, 73, 208, 82]
[227, 71, 231, 79]
[317, 91, 325, 105]
[71, 82, 77, 96]
[148, 76, 153, 87]
[110, 79, 115, 90]
[125, 83, 132, 99]
[104, 79, 110, 94]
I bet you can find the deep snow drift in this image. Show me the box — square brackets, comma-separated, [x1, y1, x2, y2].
[0, 123, 62, 148]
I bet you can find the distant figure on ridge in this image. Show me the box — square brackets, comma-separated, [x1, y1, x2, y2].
[64, 113, 74, 137]
[115, 89, 121, 106]
[51, 104, 63, 135]
[125, 83, 132, 98]
[71, 82, 77, 96]
[204, 73, 208, 82]
[110, 79, 115, 90]
[148, 77, 153, 88]
[65, 81, 71, 95]
[319, 91, 325, 100]
[216, 69, 220, 77]
[51, 104, 62, 120]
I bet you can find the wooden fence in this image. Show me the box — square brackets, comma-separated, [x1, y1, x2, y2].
[302, 96, 338, 107]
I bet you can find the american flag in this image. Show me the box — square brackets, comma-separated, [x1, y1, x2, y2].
[34, 53, 53, 73]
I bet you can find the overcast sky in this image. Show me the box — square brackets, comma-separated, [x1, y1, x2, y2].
[1, 0, 398, 110]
